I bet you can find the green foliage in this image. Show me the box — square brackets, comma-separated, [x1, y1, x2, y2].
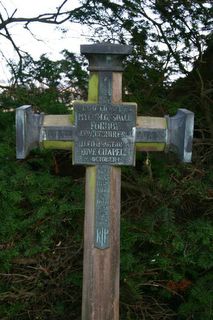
[0, 50, 88, 115]
[81, 0, 212, 75]
[0, 112, 84, 319]
[0, 5, 212, 315]
[119, 153, 213, 319]
[178, 273, 213, 320]
[0, 103, 212, 320]
[78, 0, 213, 137]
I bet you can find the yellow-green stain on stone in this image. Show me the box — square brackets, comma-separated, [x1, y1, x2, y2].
[70, 112, 74, 124]
[87, 73, 99, 187]
[88, 73, 99, 103]
[70, 73, 99, 125]
[42, 141, 73, 150]
[136, 142, 165, 152]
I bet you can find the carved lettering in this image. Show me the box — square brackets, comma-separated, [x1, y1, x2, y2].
[91, 121, 118, 131]
[96, 228, 109, 248]
[112, 114, 131, 121]
[95, 165, 110, 249]
[78, 130, 130, 138]
[74, 103, 136, 165]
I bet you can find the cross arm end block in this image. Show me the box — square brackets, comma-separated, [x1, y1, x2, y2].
[166, 109, 194, 163]
[16, 105, 43, 159]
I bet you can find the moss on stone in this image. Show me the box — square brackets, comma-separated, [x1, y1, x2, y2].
[136, 142, 165, 152]
[42, 141, 73, 150]
[88, 73, 99, 103]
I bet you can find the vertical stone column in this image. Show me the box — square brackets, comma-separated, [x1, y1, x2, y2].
[81, 44, 132, 320]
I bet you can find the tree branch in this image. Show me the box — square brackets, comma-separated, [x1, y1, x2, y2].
[138, 4, 188, 74]
[0, 1, 89, 30]
[0, 0, 91, 81]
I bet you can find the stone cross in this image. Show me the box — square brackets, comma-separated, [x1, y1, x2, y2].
[16, 43, 194, 320]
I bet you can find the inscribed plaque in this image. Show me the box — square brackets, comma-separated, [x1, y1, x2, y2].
[73, 103, 137, 166]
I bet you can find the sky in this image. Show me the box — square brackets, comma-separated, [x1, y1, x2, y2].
[0, 0, 90, 83]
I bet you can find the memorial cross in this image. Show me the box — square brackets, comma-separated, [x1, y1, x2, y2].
[16, 43, 194, 320]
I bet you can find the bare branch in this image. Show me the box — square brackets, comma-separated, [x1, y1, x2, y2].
[56, 0, 69, 15]
[138, 4, 188, 74]
[0, 0, 91, 81]
[0, 1, 10, 18]
[0, 2, 88, 30]
[24, 24, 45, 43]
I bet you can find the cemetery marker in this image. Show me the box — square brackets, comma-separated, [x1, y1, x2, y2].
[16, 43, 194, 320]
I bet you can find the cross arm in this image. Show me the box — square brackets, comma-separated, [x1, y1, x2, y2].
[16, 106, 194, 163]
[40, 114, 75, 150]
[136, 108, 194, 162]
[16, 105, 75, 159]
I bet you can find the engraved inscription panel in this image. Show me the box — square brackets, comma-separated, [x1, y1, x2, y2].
[95, 165, 110, 249]
[73, 103, 137, 165]
[136, 128, 167, 143]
